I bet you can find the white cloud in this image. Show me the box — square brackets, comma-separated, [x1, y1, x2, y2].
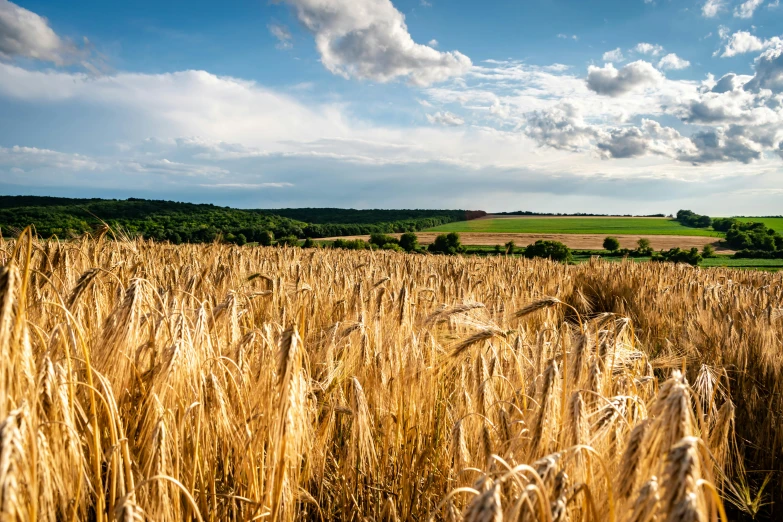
[745, 46, 783, 92]
[557, 33, 578, 40]
[702, 0, 726, 17]
[721, 31, 781, 57]
[199, 182, 294, 189]
[268, 24, 292, 50]
[586, 61, 664, 96]
[281, 0, 471, 85]
[734, 0, 764, 17]
[770, 0, 781, 9]
[523, 102, 598, 152]
[657, 53, 690, 70]
[428, 39, 438, 47]
[0, 0, 77, 64]
[0, 145, 100, 170]
[634, 42, 665, 56]
[426, 111, 465, 126]
[602, 48, 625, 62]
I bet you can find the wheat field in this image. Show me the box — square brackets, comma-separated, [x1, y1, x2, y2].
[1, 231, 782, 521]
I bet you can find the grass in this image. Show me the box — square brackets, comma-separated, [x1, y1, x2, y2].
[4, 231, 783, 520]
[427, 216, 723, 236]
[736, 217, 783, 231]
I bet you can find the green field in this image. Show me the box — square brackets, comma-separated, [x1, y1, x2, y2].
[736, 217, 783, 231]
[427, 217, 722, 236]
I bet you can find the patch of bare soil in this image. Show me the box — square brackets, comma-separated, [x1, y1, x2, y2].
[321, 233, 734, 253]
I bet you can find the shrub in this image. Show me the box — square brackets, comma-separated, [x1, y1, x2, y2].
[523, 240, 573, 263]
[259, 231, 274, 246]
[276, 235, 300, 247]
[711, 217, 737, 232]
[636, 238, 652, 256]
[302, 238, 316, 248]
[399, 232, 419, 252]
[603, 237, 620, 252]
[428, 232, 466, 255]
[676, 210, 712, 228]
[505, 240, 516, 255]
[369, 233, 399, 248]
[652, 247, 702, 266]
[702, 244, 715, 258]
[333, 238, 369, 250]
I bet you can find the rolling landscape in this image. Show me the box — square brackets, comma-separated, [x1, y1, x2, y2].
[3, 0, 783, 520]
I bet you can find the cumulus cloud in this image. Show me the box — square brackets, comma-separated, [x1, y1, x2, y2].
[0, 0, 77, 64]
[744, 46, 783, 92]
[602, 48, 625, 62]
[734, 0, 764, 18]
[281, 0, 471, 85]
[522, 102, 598, 151]
[586, 61, 663, 96]
[702, 0, 726, 17]
[720, 31, 779, 57]
[426, 111, 465, 126]
[634, 42, 664, 56]
[657, 53, 690, 70]
[268, 24, 293, 50]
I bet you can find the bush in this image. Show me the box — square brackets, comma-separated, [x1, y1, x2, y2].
[276, 236, 300, 247]
[725, 222, 781, 251]
[702, 244, 715, 258]
[505, 240, 516, 255]
[381, 243, 403, 252]
[711, 217, 737, 232]
[369, 233, 399, 247]
[733, 249, 783, 259]
[428, 232, 466, 255]
[259, 231, 274, 247]
[523, 240, 573, 263]
[603, 237, 620, 252]
[676, 210, 712, 228]
[332, 238, 369, 250]
[652, 247, 702, 266]
[636, 238, 652, 256]
[399, 232, 419, 252]
[302, 238, 316, 248]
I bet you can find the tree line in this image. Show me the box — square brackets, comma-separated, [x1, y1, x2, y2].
[676, 209, 783, 255]
[0, 196, 481, 244]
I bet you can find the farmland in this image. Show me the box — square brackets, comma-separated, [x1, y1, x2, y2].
[735, 217, 783, 230]
[322, 231, 730, 251]
[427, 216, 723, 236]
[2, 233, 782, 520]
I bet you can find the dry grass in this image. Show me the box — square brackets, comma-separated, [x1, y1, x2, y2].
[1, 232, 782, 520]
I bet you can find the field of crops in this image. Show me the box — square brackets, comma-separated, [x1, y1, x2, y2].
[427, 217, 722, 236]
[2, 233, 782, 520]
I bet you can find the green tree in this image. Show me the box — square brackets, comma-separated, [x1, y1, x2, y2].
[505, 240, 516, 255]
[234, 233, 247, 246]
[636, 238, 652, 256]
[523, 240, 572, 263]
[603, 236, 621, 252]
[302, 237, 316, 248]
[399, 232, 419, 252]
[428, 232, 466, 255]
[259, 231, 273, 246]
[702, 244, 715, 258]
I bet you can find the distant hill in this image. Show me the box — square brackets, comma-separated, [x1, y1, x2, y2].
[0, 196, 481, 244]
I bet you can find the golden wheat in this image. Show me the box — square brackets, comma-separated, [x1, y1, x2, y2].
[0, 233, 781, 520]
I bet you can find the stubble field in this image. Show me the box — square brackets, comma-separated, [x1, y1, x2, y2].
[1, 232, 782, 520]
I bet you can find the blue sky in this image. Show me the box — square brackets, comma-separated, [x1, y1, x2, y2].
[1, 0, 782, 214]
